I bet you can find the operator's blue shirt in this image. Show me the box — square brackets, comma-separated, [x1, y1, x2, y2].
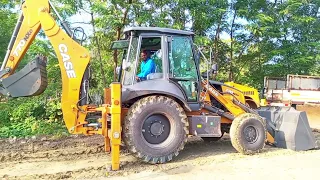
[137, 58, 156, 80]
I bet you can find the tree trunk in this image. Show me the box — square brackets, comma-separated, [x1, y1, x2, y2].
[88, 1, 107, 87]
[213, 14, 222, 64]
[229, 9, 237, 82]
[112, 0, 132, 81]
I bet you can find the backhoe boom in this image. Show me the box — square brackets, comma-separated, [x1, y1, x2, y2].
[0, 0, 123, 170]
[0, 0, 90, 133]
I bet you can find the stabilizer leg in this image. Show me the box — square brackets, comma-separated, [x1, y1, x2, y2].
[96, 83, 121, 170]
[109, 83, 122, 170]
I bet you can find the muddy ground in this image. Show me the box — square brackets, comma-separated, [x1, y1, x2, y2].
[1, 105, 320, 180]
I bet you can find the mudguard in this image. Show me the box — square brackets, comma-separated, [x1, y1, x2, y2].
[121, 79, 192, 112]
[257, 106, 317, 151]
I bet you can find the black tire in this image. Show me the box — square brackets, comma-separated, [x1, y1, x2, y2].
[245, 99, 258, 109]
[201, 132, 225, 142]
[230, 113, 266, 155]
[123, 95, 189, 164]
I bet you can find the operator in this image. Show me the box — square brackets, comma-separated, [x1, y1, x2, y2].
[136, 50, 156, 81]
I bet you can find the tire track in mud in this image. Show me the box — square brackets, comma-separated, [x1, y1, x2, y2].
[1, 105, 320, 180]
[1, 133, 320, 180]
[1, 162, 106, 180]
[0, 135, 106, 163]
[0, 146, 104, 163]
[0, 134, 296, 180]
[0, 135, 111, 179]
[0, 137, 129, 180]
[0, 135, 238, 179]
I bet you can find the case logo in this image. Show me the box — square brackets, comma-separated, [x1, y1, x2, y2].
[59, 44, 76, 78]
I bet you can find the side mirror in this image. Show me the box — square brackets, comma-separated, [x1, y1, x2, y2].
[116, 66, 121, 75]
[122, 61, 131, 71]
[212, 63, 218, 74]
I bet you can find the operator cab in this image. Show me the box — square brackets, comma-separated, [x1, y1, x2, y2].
[111, 27, 201, 105]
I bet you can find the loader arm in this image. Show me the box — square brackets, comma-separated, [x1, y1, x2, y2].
[0, 0, 91, 133]
[201, 79, 246, 116]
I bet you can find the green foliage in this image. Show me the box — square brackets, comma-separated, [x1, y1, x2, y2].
[0, 97, 66, 138]
[0, 4, 17, 58]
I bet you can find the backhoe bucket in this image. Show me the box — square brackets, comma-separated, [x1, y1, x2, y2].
[257, 106, 317, 151]
[1, 56, 48, 97]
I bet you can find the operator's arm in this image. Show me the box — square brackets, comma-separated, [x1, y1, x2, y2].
[137, 59, 155, 78]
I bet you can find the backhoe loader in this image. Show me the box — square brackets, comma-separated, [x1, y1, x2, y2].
[0, 0, 316, 171]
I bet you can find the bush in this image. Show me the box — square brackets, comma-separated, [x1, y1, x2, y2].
[0, 102, 13, 125]
[0, 97, 67, 138]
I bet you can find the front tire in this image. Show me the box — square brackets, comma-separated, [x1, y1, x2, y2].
[123, 95, 189, 164]
[230, 113, 266, 154]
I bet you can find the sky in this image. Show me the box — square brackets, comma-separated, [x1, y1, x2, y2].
[65, 0, 253, 43]
[10, 1, 247, 43]
[67, 10, 93, 38]
[68, 11, 234, 41]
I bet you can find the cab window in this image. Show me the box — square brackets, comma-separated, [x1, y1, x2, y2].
[168, 36, 198, 101]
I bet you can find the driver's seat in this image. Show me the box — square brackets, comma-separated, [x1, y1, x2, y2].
[146, 49, 163, 80]
[147, 73, 163, 80]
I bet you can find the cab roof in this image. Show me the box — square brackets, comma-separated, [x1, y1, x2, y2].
[123, 27, 194, 36]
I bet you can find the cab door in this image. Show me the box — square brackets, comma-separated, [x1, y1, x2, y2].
[167, 35, 200, 103]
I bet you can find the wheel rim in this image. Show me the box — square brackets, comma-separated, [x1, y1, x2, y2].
[142, 114, 171, 144]
[243, 125, 258, 144]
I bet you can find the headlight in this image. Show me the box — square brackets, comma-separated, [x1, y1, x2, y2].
[271, 94, 282, 100]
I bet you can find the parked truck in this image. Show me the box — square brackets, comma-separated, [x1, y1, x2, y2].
[263, 74, 320, 108]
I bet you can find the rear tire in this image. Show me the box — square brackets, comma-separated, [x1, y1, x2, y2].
[245, 99, 258, 109]
[123, 95, 189, 164]
[230, 113, 266, 154]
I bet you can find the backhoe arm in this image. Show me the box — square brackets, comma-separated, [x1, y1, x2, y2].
[0, 0, 122, 170]
[0, 0, 91, 133]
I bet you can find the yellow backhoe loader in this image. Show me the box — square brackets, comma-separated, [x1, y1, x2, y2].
[0, 0, 316, 171]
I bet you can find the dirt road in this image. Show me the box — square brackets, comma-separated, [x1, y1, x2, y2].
[1, 105, 320, 180]
[297, 104, 320, 129]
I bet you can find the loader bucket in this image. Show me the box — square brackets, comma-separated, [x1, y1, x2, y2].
[257, 106, 317, 151]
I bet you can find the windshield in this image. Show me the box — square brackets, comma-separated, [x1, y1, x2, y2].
[122, 37, 139, 86]
[111, 40, 129, 50]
